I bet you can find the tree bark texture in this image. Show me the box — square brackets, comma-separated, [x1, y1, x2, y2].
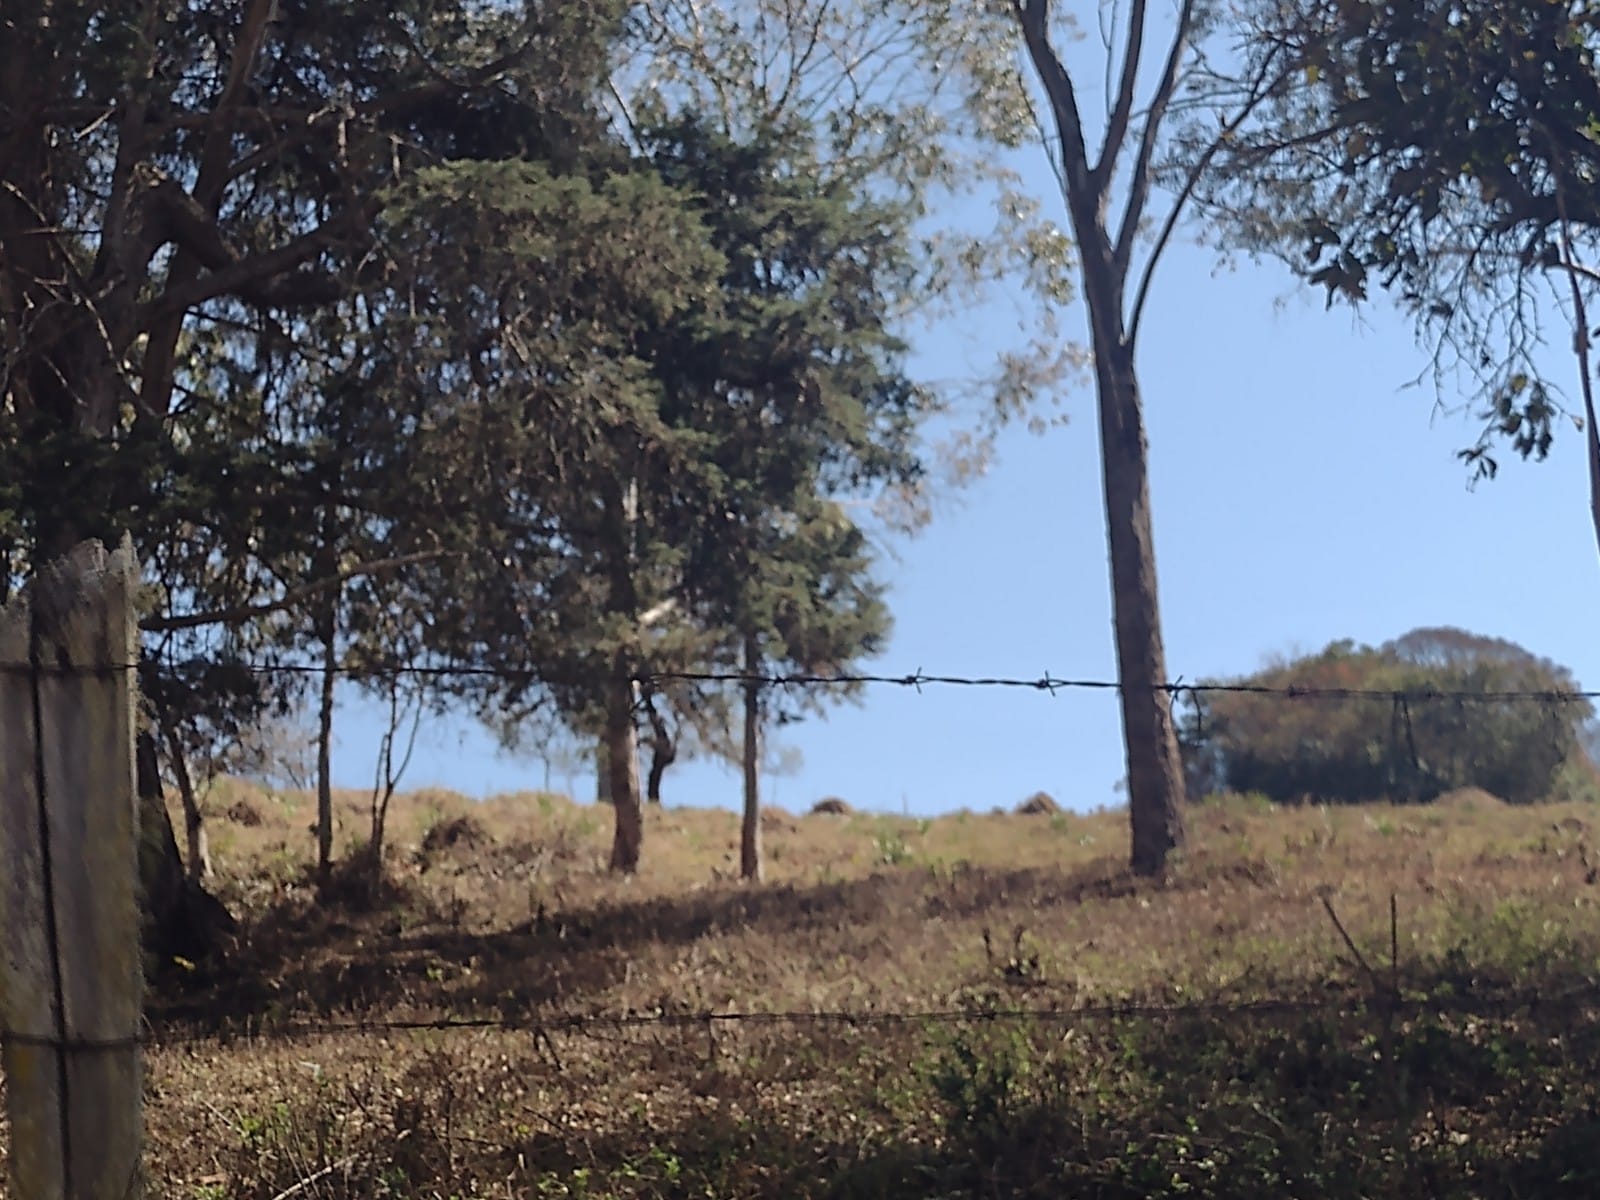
[1091, 333, 1186, 873]
[605, 661, 644, 873]
[1016, 0, 1190, 875]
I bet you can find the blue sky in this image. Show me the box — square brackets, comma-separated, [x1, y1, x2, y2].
[326, 38, 1600, 819]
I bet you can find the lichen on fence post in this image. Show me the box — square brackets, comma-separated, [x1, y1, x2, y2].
[0, 536, 144, 1200]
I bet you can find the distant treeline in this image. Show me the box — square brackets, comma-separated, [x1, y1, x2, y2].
[1179, 626, 1600, 806]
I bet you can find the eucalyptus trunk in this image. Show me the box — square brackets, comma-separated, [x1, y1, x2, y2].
[1014, 0, 1196, 876]
[1088, 323, 1186, 873]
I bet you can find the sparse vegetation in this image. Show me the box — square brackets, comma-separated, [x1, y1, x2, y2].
[10, 782, 1599, 1198]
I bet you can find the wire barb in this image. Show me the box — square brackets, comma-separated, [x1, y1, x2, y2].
[0, 658, 1593, 707]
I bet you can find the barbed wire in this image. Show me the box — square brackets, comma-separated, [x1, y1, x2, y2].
[5, 980, 1600, 1055]
[0, 656, 1596, 705]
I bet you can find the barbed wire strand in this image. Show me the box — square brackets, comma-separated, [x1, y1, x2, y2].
[0, 657, 1595, 705]
[5, 982, 1600, 1054]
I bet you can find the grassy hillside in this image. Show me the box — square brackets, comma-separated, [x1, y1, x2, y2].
[9, 783, 1600, 1197]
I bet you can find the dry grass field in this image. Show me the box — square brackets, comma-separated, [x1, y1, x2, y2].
[9, 782, 1600, 1197]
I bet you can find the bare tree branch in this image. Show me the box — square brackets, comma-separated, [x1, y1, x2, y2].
[139, 0, 282, 416]
[1130, 43, 1288, 345]
[141, 552, 454, 633]
[137, 205, 369, 324]
[1551, 161, 1600, 564]
[1112, 0, 1197, 281]
[1097, 0, 1148, 188]
[1016, 0, 1098, 205]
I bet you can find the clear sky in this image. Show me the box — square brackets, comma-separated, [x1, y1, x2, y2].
[325, 39, 1600, 821]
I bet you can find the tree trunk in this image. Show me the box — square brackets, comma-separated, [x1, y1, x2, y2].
[605, 660, 644, 873]
[1093, 334, 1186, 874]
[137, 731, 237, 968]
[315, 597, 338, 884]
[740, 634, 763, 882]
[161, 718, 212, 883]
[644, 691, 676, 804]
[137, 731, 190, 960]
[595, 737, 611, 803]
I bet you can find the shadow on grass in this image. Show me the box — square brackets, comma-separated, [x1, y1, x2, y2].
[146, 851, 1275, 1033]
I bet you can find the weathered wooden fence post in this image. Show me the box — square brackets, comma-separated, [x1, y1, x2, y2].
[0, 537, 144, 1200]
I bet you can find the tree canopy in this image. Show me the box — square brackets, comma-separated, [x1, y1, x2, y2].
[1191, 0, 1600, 509]
[2, 0, 1077, 900]
[1180, 627, 1598, 805]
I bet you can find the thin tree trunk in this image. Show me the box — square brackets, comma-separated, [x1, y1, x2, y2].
[315, 595, 338, 884]
[161, 719, 211, 883]
[740, 634, 763, 882]
[646, 743, 672, 804]
[1093, 335, 1186, 873]
[595, 737, 611, 804]
[1013, 0, 1192, 876]
[605, 659, 644, 873]
[368, 682, 421, 892]
[136, 730, 237, 965]
[136, 730, 189, 959]
[644, 691, 676, 804]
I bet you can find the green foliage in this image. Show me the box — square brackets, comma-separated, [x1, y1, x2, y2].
[927, 1025, 1038, 1162]
[642, 115, 925, 724]
[0, 0, 631, 751]
[0, 0, 1070, 883]
[410, 110, 942, 810]
[618, 0, 1078, 437]
[1181, 626, 1597, 804]
[874, 828, 915, 867]
[916, 961, 1600, 1200]
[1197, 0, 1600, 477]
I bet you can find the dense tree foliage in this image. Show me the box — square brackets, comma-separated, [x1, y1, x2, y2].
[1, 0, 1077, 906]
[1181, 628, 1598, 805]
[2, 0, 640, 938]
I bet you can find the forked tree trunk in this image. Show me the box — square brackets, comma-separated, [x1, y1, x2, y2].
[1093, 334, 1186, 873]
[605, 660, 644, 873]
[740, 634, 763, 882]
[1014, 0, 1193, 876]
[137, 730, 237, 966]
[645, 693, 676, 804]
[161, 719, 212, 882]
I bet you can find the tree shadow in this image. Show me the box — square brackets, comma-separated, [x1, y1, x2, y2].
[145, 850, 1270, 1035]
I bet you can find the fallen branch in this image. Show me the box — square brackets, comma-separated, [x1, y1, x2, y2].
[267, 1151, 368, 1200]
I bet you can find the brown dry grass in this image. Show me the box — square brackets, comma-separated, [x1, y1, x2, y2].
[8, 784, 1600, 1197]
